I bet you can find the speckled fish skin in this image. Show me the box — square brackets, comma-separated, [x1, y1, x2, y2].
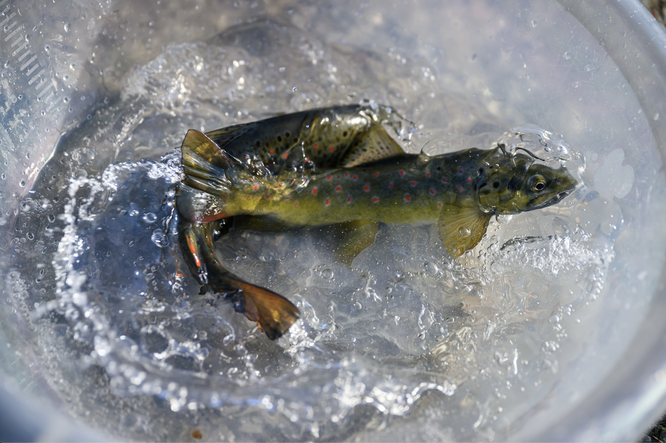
[183, 143, 576, 230]
[176, 105, 577, 340]
[203, 104, 406, 172]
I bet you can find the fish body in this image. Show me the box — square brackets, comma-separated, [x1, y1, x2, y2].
[176, 105, 577, 339]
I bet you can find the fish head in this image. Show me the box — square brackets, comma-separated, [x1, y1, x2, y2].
[477, 151, 577, 215]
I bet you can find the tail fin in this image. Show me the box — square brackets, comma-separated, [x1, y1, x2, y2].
[228, 278, 301, 340]
[178, 221, 300, 339]
[177, 129, 239, 223]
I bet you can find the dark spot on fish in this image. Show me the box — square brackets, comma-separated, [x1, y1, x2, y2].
[277, 136, 282, 142]
[436, 166, 442, 171]
[478, 168, 484, 174]
[293, 138, 298, 143]
[493, 181, 500, 188]
[285, 131, 291, 138]
[255, 141, 260, 147]
[508, 176, 522, 191]
[343, 131, 348, 137]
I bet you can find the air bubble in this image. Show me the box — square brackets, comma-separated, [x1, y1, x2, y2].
[142, 212, 157, 223]
[151, 229, 166, 247]
[44, 44, 51, 52]
[563, 51, 571, 60]
[64, 23, 71, 32]
[19, 180, 25, 187]
[458, 227, 471, 237]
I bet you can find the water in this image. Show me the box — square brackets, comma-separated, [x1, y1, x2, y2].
[9, 18, 628, 442]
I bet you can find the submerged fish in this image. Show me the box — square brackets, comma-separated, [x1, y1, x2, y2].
[175, 105, 577, 339]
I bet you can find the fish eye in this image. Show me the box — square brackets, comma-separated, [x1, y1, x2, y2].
[529, 175, 547, 192]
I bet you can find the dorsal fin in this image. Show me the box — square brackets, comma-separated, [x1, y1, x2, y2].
[340, 125, 406, 167]
[182, 129, 234, 170]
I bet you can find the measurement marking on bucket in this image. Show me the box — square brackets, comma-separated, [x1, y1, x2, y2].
[1, 1, 60, 115]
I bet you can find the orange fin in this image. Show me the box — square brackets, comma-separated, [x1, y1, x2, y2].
[179, 220, 300, 339]
[231, 279, 300, 340]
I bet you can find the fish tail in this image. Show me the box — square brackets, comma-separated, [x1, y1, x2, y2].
[177, 129, 244, 223]
[178, 221, 300, 340]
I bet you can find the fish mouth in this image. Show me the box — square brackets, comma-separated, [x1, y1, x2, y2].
[528, 189, 573, 210]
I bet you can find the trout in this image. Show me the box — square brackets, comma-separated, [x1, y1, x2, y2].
[176, 105, 577, 339]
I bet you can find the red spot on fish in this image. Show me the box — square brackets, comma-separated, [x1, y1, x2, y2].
[327, 175, 332, 181]
[438, 202, 442, 207]
[389, 182, 394, 189]
[325, 198, 330, 206]
[467, 177, 472, 183]
[353, 175, 358, 181]
[363, 185, 370, 191]
[405, 194, 411, 202]
[458, 169, 463, 174]
[335, 186, 342, 192]
[426, 173, 431, 177]
[269, 149, 274, 155]
[330, 145, 335, 152]
[457, 185, 463, 191]
[284, 153, 289, 159]
[294, 202, 298, 207]
[372, 196, 379, 203]
[314, 144, 318, 150]
[374, 172, 379, 177]
[442, 178, 447, 183]
[253, 184, 259, 191]
[312, 188, 318, 195]
[466, 196, 470, 200]
[399, 170, 405, 176]
[345, 173, 349, 177]
[429, 188, 435, 195]
[347, 195, 352, 203]
[265, 195, 270, 199]
[410, 181, 416, 186]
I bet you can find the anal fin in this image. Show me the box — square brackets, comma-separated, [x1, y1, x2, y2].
[332, 220, 381, 266]
[437, 206, 492, 258]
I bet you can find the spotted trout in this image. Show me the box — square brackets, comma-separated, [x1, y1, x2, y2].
[176, 104, 577, 339]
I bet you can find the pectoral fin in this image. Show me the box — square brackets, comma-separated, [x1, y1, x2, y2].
[340, 124, 406, 167]
[332, 220, 381, 266]
[437, 206, 492, 258]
